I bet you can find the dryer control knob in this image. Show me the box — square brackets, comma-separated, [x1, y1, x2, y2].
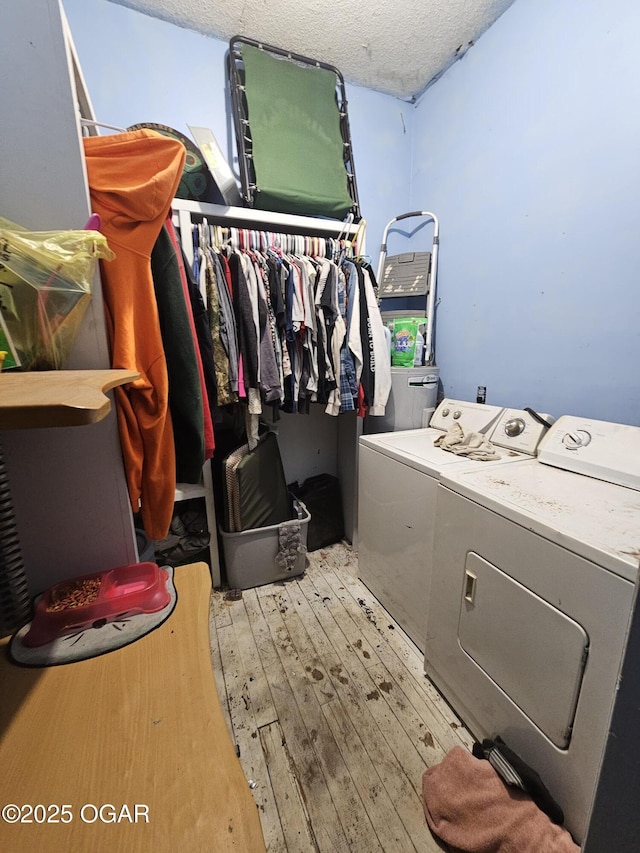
[563, 429, 592, 450]
[442, 408, 450, 417]
[453, 410, 462, 419]
[504, 417, 526, 437]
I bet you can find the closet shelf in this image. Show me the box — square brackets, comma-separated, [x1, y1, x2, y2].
[0, 369, 140, 430]
[171, 198, 359, 236]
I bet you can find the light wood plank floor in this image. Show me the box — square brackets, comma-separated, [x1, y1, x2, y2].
[209, 542, 474, 852]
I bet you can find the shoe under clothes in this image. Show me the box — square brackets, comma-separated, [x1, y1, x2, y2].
[153, 501, 210, 566]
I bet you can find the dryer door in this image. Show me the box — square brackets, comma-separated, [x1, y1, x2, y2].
[458, 552, 588, 748]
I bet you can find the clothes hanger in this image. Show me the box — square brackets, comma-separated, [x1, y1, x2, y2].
[336, 212, 354, 244]
[352, 218, 367, 260]
[215, 226, 227, 250]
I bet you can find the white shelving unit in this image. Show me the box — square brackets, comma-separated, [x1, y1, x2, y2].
[0, 0, 139, 595]
[174, 465, 219, 586]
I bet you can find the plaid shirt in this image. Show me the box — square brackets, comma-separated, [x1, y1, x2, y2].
[338, 264, 358, 411]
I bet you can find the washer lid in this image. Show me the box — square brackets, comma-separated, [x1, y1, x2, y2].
[359, 399, 547, 476]
[440, 459, 640, 581]
[359, 427, 529, 476]
[359, 398, 506, 475]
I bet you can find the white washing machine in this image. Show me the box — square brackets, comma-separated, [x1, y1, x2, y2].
[357, 399, 551, 652]
[424, 415, 640, 845]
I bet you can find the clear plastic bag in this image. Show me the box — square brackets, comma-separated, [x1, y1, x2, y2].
[0, 216, 115, 370]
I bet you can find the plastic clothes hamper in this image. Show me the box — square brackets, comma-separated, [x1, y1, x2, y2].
[366, 365, 440, 434]
[220, 498, 310, 590]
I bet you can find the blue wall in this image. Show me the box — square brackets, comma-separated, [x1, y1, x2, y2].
[63, 0, 413, 263]
[410, 0, 640, 424]
[64, 0, 640, 425]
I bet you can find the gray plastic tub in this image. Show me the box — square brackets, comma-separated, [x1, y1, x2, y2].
[220, 498, 310, 590]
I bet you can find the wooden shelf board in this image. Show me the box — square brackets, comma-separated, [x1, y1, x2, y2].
[0, 369, 140, 429]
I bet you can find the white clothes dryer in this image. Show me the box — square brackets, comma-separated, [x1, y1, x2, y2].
[424, 415, 640, 845]
[357, 399, 551, 652]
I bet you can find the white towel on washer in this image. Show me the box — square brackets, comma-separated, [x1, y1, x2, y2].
[434, 422, 502, 461]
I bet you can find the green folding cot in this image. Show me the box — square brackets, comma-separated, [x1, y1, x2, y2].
[227, 36, 360, 221]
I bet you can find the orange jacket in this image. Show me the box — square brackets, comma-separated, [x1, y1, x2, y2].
[83, 129, 186, 539]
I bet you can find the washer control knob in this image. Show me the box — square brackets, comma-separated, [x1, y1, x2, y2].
[442, 408, 450, 417]
[504, 417, 526, 437]
[453, 410, 461, 419]
[562, 429, 592, 450]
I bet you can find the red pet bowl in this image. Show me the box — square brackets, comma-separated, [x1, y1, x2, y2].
[23, 562, 171, 647]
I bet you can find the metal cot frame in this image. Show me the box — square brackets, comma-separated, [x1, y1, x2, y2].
[227, 35, 361, 220]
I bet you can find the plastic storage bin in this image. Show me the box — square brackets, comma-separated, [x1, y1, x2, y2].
[220, 498, 310, 590]
[366, 365, 440, 434]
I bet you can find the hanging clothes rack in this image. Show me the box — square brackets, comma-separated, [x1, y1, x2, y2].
[166, 200, 386, 552]
[171, 199, 363, 271]
[206, 224, 354, 261]
[169, 196, 390, 421]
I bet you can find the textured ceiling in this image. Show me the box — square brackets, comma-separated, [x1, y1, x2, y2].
[107, 0, 516, 100]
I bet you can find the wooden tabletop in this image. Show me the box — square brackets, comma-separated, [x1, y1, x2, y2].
[0, 369, 140, 429]
[0, 562, 266, 852]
